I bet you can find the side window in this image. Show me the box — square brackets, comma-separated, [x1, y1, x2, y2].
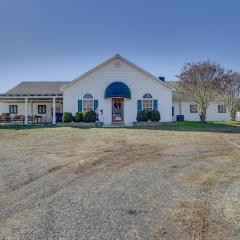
[218, 105, 226, 113]
[142, 93, 153, 111]
[83, 93, 93, 112]
[38, 105, 47, 114]
[9, 105, 18, 114]
[172, 106, 175, 116]
[190, 104, 198, 113]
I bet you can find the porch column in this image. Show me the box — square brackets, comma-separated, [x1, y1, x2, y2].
[24, 97, 28, 125]
[52, 97, 56, 124]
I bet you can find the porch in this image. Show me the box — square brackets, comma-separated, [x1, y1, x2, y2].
[0, 94, 63, 125]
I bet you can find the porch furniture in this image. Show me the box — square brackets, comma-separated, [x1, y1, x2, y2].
[35, 115, 42, 123]
[13, 115, 25, 124]
[0, 115, 11, 123]
[28, 115, 42, 124]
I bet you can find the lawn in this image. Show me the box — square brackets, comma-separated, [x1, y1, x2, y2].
[1, 121, 240, 132]
[0, 127, 239, 239]
[131, 121, 240, 132]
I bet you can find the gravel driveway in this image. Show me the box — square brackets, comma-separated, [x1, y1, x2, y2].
[0, 128, 239, 239]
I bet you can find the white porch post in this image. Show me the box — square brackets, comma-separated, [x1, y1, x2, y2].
[24, 97, 28, 125]
[52, 97, 56, 124]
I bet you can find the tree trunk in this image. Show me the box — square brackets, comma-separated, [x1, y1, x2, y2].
[230, 109, 236, 121]
[199, 110, 207, 123]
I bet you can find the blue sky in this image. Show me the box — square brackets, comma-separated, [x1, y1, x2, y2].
[0, 0, 240, 92]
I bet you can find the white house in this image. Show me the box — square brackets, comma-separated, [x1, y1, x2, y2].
[0, 54, 238, 125]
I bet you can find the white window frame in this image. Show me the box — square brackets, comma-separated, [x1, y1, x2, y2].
[142, 93, 153, 111]
[83, 93, 94, 112]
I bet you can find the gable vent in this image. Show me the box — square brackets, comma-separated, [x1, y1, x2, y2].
[114, 61, 121, 68]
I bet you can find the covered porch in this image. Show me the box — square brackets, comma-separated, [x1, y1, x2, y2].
[0, 94, 63, 125]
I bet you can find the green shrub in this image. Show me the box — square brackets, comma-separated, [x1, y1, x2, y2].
[150, 110, 161, 122]
[83, 110, 96, 122]
[137, 110, 150, 122]
[74, 112, 83, 122]
[62, 112, 74, 123]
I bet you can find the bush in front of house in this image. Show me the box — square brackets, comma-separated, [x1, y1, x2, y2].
[74, 112, 83, 122]
[83, 110, 96, 122]
[137, 110, 150, 122]
[150, 110, 161, 122]
[62, 112, 74, 123]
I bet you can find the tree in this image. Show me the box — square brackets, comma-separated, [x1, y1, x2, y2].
[219, 71, 240, 121]
[178, 60, 224, 123]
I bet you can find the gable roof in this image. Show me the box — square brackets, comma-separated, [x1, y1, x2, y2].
[5, 81, 70, 96]
[60, 54, 175, 91]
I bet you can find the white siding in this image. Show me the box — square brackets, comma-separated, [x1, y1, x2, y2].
[236, 112, 240, 121]
[63, 58, 173, 124]
[0, 102, 8, 114]
[173, 101, 231, 121]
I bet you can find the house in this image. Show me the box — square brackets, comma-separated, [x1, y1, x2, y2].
[0, 54, 237, 125]
[168, 81, 231, 122]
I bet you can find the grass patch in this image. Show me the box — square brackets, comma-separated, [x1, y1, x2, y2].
[0, 124, 60, 130]
[0, 121, 240, 132]
[130, 121, 240, 132]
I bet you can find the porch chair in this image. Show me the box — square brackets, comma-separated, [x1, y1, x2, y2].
[0, 115, 10, 123]
[13, 115, 25, 124]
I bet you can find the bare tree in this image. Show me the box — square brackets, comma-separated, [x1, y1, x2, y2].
[219, 71, 240, 121]
[178, 60, 224, 123]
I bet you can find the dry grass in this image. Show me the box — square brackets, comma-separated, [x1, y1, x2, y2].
[0, 127, 239, 239]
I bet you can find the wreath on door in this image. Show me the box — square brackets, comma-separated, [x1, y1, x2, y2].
[114, 99, 121, 109]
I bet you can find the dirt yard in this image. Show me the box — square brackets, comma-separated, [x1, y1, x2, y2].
[0, 127, 239, 240]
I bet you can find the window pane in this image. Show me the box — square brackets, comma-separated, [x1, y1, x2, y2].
[218, 105, 226, 113]
[143, 93, 152, 99]
[142, 99, 152, 111]
[83, 94, 93, 99]
[190, 105, 198, 113]
[38, 105, 46, 114]
[83, 100, 93, 111]
[9, 105, 18, 114]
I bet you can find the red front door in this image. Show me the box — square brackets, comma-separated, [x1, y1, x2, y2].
[112, 98, 124, 123]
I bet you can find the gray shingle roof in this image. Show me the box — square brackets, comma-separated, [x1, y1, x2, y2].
[6, 81, 70, 95]
[166, 81, 223, 101]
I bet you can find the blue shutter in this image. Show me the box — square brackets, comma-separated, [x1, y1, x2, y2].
[78, 100, 82, 112]
[153, 100, 158, 110]
[94, 100, 98, 111]
[172, 106, 174, 116]
[137, 100, 142, 112]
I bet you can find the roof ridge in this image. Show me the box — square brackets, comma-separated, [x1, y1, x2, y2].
[61, 54, 175, 90]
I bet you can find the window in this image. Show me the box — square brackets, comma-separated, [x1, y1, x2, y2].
[38, 105, 47, 114]
[172, 106, 175, 116]
[83, 93, 93, 112]
[218, 105, 226, 113]
[190, 104, 198, 113]
[9, 105, 18, 114]
[142, 93, 153, 111]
